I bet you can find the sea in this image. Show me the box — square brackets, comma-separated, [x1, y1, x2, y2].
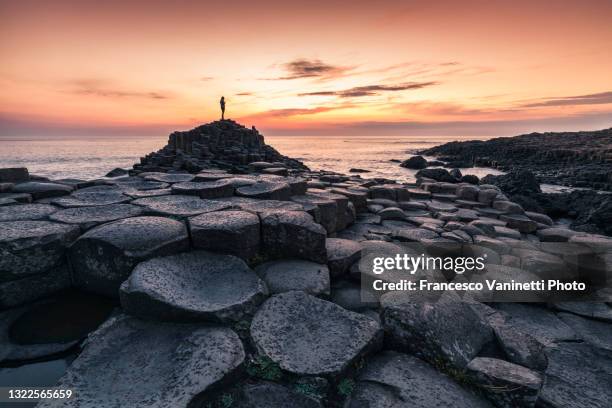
[0, 134, 504, 182]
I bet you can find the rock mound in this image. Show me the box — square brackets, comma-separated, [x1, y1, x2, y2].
[135, 120, 307, 174]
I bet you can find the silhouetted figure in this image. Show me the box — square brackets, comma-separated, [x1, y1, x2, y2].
[252, 125, 257, 133]
[220, 96, 226, 120]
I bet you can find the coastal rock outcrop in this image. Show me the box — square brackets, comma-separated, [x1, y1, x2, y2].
[136, 120, 307, 174]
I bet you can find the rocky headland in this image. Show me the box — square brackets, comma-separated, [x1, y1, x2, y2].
[1, 120, 611, 408]
[417, 127, 612, 191]
[399, 128, 612, 236]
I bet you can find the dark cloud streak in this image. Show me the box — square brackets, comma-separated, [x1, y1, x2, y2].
[269, 58, 352, 80]
[523, 91, 612, 107]
[298, 81, 438, 98]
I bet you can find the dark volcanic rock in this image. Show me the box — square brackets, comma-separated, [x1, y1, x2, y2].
[466, 357, 542, 408]
[415, 168, 457, 183]
[0, 263, 71, 308]
[325, 238, 362, 278]
[37, 314, 245, 408]
[12, 181, 73, 199]
[0, 203, 58, 221]
[49, 204, 144, 230]
[347, 351, 492, 408]
[255, 260, 330, 296]
[136, 120, 307, 174]
[133, 195, 231, 218]
[69, 216, 189, 296]
[0, 167, 29, 183]
[250, 291, 381, 376]
[0, 220, 79, 281]
[382, 292, 493, 369]
[105, 168, 129, 177]
[51, 189, 131, 208]
[120, 251, 267, 322]
[400, 155, 428, 169]
[171, 180, 235, 198]
[189, 210, 260, 260]
[481, 170, 541, 196]
[538, 342, 612, 408]
[236, 181, 292, 201]
[260, 210, 327, 263]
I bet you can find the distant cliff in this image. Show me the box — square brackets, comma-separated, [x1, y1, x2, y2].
[420, 128, 612, 190]
[135, 120, 308, 173]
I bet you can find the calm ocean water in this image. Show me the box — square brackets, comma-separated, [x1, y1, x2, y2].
[0, 134, 502, 182]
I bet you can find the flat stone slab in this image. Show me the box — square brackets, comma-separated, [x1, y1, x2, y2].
[494, 303, 578, 346]
[133, 195, 231, 217]
[347, 351, 492, 408]
[38, 315, 245, 408]
[552, 302, 612, 322]
[190, 210, 260, 260]
[261, 210, 327, 263]
[12, 182, 73, 199]
[255, 260, 330, 296]
[0, 220, 80, 281]
[69, 216, 189, 296]
[232, 198, 304, 213]
[49, 204, 144, 230]
[558, 313, 612, 352]
[250, 291, 381, 376]
[52, 190, 131, 208]
[143, 173, 195, 183]
[120, 251, 267, 322]
[392, 227, 439, 242]
[0, 203, 58, 221]
[537, 227, 579, 242]
[539, 342, 612, 408]
[237, 181, 292, 200]
[382, 292, 493, 369]
[326, 238, 362, 278]
[171, 180, 235, 198]
[466, 357, 542, 408]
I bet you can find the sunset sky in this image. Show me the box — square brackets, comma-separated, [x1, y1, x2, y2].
[1, 0, 612, 137]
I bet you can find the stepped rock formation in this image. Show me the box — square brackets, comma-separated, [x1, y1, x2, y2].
[135, 120, 307, 174]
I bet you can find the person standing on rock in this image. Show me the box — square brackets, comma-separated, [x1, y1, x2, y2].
[220, 96, 226, 120]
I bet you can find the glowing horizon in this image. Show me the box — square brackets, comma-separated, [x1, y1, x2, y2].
[1, 0, 612, 137]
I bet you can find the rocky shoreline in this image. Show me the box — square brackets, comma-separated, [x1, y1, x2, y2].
[417, 127, 612, 191]
[1, 120, 611, 408]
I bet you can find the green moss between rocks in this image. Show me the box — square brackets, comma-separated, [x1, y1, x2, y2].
[245, 355, 283, 381]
